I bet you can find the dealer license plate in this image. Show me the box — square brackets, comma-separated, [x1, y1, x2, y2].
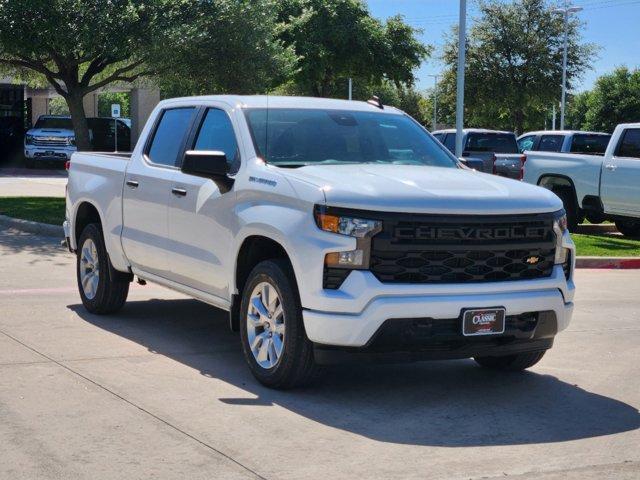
[462, 308, 506, 336]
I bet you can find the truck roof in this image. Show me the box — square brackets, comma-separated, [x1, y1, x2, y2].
[158, 95, 404, 114]
[519, 130, 610, 137]
[431, 128, 515, 135]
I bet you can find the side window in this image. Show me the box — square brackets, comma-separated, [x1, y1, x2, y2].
[518, 135, 536, 153]
[616, 129, 640, 159]
[147, 108, 196, 167]
[538, 135, 564, 152]
[193, 108, 240, 172]
[443, 133, 456, 153]
[432, 133, 443, 142]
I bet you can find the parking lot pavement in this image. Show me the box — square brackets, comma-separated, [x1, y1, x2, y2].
[0, 227, 638, 480]
[0, 168, 67, 197]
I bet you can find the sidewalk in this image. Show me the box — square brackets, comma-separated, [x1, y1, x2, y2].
[0, 168, 67, 197]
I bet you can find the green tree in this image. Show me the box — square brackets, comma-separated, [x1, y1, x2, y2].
[581, 67, 640, 132]
[439, 0, 596, 133]
[565, 90, 591, 130]
[150, 0, 296, 97]
[277, 0, 430, 97]
[0, 0, 158, 150]
[98, 93, 131, 118]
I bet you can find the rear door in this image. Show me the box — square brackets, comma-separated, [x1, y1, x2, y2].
[121, 106, 197, 277]
[537, 134, 564, 152]
[165, 104, 241, 299]
[600, 128, 640, 216]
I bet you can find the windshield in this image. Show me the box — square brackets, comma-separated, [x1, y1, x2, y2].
[570, 134, 611, 155]
[243, 108, 457, 168]
[34, 117, 73, 130]
[465, 132, 519, 153]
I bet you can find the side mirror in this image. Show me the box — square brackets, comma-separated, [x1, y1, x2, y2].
[182, 150, 229, 179]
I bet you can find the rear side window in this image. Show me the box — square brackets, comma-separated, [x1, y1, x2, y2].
[193, 108, 240, 172]
[538, 135, 564, 152]
[616, 128, 640, 159]
[443, 133, 456, 152]
[465, 132, 518, 153]
[147, 108, 196, 166]
[518, 135, 536, 152]
[570, 134, 611, 155]
[432, 133, 443, 142]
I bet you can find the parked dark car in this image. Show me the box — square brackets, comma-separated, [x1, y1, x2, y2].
[88, 117, 131, 152]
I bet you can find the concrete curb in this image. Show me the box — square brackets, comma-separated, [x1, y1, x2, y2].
[576, 256, 640, 269]
[0, 214, 64, 238]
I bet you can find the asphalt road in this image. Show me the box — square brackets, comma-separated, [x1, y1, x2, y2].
[1, 227, 638, 480]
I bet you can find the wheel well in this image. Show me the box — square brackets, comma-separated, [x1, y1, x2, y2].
[537, 175, 579, 207]
[230, 236, 292, 331]
[74, 202, 101, 246]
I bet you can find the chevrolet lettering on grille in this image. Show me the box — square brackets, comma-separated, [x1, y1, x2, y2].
[393, 226, 548, 241]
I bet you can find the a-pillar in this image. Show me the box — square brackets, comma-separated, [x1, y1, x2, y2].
[130, 87, 160, 146]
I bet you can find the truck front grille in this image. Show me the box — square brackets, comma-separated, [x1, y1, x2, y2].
[370, 212, 557, 284]
[33, 137, 68, 147]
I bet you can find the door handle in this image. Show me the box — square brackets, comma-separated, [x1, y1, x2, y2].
[605, 164, 617, 171]
[171, 187, 187, 197]
[126, 180, 139, 188]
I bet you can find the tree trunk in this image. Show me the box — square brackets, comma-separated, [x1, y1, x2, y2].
[65, 93, 92, 151]
[513, 109, 525, 136]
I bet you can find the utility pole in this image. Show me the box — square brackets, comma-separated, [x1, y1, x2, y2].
[455, 0, 467, 158]
[427, 74, 439, 131]
[552, 103, 556, 130]
[554, 1, 582, 130]
[348, 78, 352, 101]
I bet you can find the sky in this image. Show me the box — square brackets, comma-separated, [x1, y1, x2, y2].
[367, 0, 640, 92]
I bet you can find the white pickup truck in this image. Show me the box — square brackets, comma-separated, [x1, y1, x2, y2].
[523, 123, 640, 235]
[65, 95, 575, 388]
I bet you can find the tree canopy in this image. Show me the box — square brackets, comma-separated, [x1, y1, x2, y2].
[437, 0, 596, 133]
[567, 67, 640, 132]
[276, 0, 430, 97]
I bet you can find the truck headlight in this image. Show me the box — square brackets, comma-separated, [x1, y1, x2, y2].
[314, 206, 381, 269]
[25, 134, 34, 145]
[553, 209, 569, 265]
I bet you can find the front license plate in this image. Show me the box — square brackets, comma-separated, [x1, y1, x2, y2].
[462, 308, 506, 336]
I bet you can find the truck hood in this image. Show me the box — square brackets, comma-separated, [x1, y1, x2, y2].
[26, 128, 74, 137]
[281, 164, 562, 214]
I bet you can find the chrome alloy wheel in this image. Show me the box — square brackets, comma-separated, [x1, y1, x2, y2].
[80, 238, 100, 300]
[246, 281, 285, 369]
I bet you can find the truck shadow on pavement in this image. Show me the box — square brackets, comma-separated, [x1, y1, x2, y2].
[69, 297, 640, 448]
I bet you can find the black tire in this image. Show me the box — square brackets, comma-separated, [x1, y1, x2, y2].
[24, 157, 34, 169]
[76, 223, 130, 314]
[553, 187, 581, 231]
[239, 259, 320, 389]
[585, 212, 606, 225]
[474, 350, 546, 371]
[615, 218, 640, 238]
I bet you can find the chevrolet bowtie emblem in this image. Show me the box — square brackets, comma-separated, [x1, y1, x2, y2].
[526, 256, 540, 264]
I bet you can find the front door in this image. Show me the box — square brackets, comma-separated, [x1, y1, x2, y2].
[166, 106, 241, 299]
[121, 107, 197, 277]
[601, 128, 640, 216]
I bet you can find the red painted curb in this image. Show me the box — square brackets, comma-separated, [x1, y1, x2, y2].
[576, 257, 640, 269]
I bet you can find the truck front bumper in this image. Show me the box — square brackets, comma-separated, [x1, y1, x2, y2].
[25, 145, 76, 161]
[302, 265, 574, 353]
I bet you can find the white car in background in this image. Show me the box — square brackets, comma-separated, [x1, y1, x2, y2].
[24, 115, 76, 167]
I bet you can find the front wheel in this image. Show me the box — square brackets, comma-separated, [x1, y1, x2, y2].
[239, 259, 320, 389]
[474, 350, 546, 371]
[77, 223, 130, 314]
[615, 219, 640, 238]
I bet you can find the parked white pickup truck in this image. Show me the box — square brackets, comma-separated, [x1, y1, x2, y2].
[65, 95, 575, 388]
[523, 123, 640, 235]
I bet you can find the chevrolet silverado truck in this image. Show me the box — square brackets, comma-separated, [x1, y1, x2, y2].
[523, 123, 640, 234]
[25, 115, 77, 167]
[64, 95, 575, 389]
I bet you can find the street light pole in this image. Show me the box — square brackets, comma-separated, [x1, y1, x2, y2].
[554, 1, 582, 130]
[455, 0, 467, 158]
[427, 74, 439, 131]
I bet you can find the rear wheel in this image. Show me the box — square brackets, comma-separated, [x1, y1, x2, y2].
[585, 212, 606, 224]
[239, 259, 320, 389]
[77, 223, 129, 314]
[615, 218, 640, 238]
[474, 350, 546, 371]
